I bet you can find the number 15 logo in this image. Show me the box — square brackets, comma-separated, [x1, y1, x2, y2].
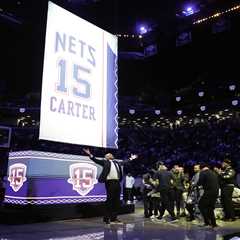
[8, 163, 27, 192]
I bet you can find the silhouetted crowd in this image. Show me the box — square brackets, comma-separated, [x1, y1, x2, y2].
[118, 117, 240, 175]
[141, 159, 240, 228]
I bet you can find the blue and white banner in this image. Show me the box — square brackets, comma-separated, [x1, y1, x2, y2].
[40, 2, 118, 148]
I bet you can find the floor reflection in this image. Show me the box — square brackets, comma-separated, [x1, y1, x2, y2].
[0, 211, 240, 240]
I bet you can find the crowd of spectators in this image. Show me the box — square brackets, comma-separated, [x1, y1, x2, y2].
[119, 117, 240, 176]
[5, 116, 240, 178]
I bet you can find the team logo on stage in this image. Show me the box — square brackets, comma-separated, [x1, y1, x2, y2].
[8, 163, 27, 192]
[68, 163, 98, 196]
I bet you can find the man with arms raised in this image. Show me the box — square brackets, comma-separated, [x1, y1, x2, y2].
[83, 148, 137, 225]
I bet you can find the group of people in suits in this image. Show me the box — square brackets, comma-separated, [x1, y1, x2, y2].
[142, 159, 236, 228]
[83, 148, 237, 228]
[188, 159, 236, 227]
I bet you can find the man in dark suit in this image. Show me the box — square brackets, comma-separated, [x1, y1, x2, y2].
[83, 148, 136, 224]
[198, 164, 219, 228]
[216, 158, 236, 221]
[155, 162, 177, 222]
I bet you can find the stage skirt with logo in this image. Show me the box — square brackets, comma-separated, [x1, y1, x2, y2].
[4, 151, 122, 205]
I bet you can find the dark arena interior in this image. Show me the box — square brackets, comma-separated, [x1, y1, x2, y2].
[1, 0, 240, 239]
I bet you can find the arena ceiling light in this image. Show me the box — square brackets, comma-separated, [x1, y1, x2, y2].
[200, 106, 206, 111]
[176, 96, 181, 102]
[19, 108, 26, 113]
[137, 23, 151, 35]
[182, 5, 199, 16]
[155, 110, 161, 115]
[177, 110, 182, 115]
[229, 85, 236, 91]
[139, 25, 148, 34]
[129, 109, 135, 115]
[198, 91, 204, 97]
[232, 100, 238, 106]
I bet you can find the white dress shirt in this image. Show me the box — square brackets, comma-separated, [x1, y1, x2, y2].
[107, 161, 119, 180]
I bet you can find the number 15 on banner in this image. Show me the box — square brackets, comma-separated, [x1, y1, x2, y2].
[56, 59, 91, 99]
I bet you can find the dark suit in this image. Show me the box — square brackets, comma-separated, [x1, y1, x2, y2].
[90, 156, 123, 183]
[90, 156, 123, 222]
[219, 166, 236, 220]
[155, 170, 176, 219]
[198, 169, 219, 227]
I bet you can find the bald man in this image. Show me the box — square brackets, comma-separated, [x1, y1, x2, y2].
[83, 149, 125, 224]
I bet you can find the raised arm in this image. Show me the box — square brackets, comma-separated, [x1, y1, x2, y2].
[83, 148, 105, 166]
[117, 154, 138, 165]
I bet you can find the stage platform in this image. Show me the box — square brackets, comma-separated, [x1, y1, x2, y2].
[1, 150, 136, 224]
[0, 204, 240, 240]
[0, 202, 135, 224]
